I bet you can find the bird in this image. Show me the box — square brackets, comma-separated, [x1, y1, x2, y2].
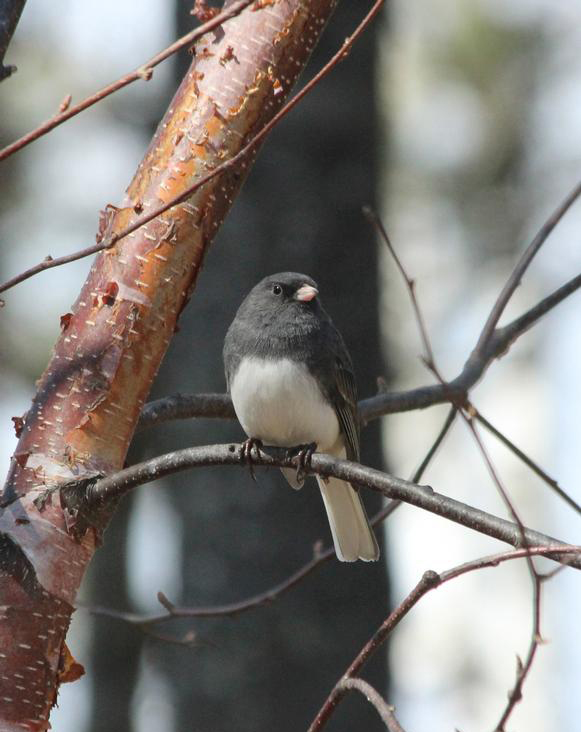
[223, 272, 379, 562]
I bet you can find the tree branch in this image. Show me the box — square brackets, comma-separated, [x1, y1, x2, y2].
[138, 392, 235, 429]
[361, 269, 581, 421]
[84, 404, 456, 634]
[135, 269, 581, 431]
[70, 444, 581, 570]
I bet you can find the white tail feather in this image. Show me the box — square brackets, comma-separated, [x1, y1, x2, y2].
[317, 476, 379, 562]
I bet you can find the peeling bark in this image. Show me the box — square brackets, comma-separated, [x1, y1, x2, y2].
[0, 1, 338, 728]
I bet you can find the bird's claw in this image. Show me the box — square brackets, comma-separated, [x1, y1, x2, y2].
[289, 442, 317, 484]
[240, 437, 263, 482]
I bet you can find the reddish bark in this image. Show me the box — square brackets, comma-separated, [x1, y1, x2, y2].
[0, 1, 338, 728]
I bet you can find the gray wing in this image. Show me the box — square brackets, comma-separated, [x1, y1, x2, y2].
[223, 320, 242, 392]
[307, 314, 361, 462]
[333, 358, 360, 462]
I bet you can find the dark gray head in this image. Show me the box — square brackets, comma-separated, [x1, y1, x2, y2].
[232, 272, 323, 331]
[224, 272, 353, 394]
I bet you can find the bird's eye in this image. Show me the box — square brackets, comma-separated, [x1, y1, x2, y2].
[272, 284, 282, 295]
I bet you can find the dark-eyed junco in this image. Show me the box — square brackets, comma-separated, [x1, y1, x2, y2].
[223, 272, 379, 562]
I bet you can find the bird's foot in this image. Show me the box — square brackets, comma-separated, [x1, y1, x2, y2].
[239, 437, 263, 482]
[288, 442, 317, 484]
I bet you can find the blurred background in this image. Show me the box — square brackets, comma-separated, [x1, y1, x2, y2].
[1, 1, 580, 730]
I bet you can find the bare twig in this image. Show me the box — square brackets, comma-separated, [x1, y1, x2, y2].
[87, 547, 336, 626]
[474, 409, 581, 516]
[85, 503, 391, 628]
[460, 416, 543, 729]
[364, 206, 435, 366]
[474, 178, 581, 353]
[0, 0, 254, 160]
[0, 0, 386, 297]
[307, 545, 580, 731]
[495, 574, 542, 731]
[439, 545, 580, 581]
[373, 198, 547, 727]
[337, 678, 407, 732]
[411, 406, 456, 483]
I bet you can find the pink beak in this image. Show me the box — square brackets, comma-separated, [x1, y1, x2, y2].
[295, 284, 318, 302]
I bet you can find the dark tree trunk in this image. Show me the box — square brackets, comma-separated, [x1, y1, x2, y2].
[128, 4, 390, 731]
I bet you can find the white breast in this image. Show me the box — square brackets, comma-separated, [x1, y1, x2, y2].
[230, 357, 340, 451]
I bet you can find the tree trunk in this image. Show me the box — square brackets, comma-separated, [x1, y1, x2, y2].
[126, 4, 389, 731]
[0, 3, 338, 729]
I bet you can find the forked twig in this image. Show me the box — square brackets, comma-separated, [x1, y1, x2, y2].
[307, 545, 580, 731]
[474, 179, 581, 354]
[337, 678, 407, 732]
[366, 204, 581, 517]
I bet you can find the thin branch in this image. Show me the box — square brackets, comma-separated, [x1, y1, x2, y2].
[65, 443, 581, 570]
[87, 548, 336, 625]
[411, 406, 456, 483]
[138, 392, 235, 429]
[0, 241, 107, 297]
[474, 178, 581, 353]
[0, 0, 254, 160]
[458, 413, 536, 565]
[375, 199, 546, 727]
[474, 408, 581, 516]
[364, 206, 581, 529]
[307, 545, 580, 732]
[362, 259, 581, 423]
[364, 206, 435, 367]
[459, 416, 542, 730]
[337, 678, 407, 732]
[0, 0, 386, 297]
[439, 545, 580, 582]
[379, 405, 457, 527]
[495, 574, 542, 731]
[492, 271, 581, 350]
[85, 502, 398, 628]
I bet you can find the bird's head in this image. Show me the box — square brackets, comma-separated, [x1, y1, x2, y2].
[238, 272, 321, 327]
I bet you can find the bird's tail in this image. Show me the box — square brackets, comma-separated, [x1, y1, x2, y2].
[316, 476, 379, 562]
